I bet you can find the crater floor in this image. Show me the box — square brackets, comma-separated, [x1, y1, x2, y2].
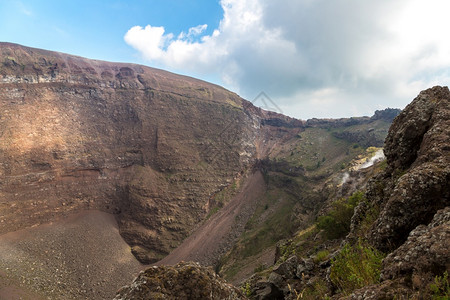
[0, 211, 143, 300]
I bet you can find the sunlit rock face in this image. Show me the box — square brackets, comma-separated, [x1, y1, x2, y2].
[0, 42, 302, 262]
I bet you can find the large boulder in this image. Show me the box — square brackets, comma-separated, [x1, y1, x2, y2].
[273, 255, 299, 279]
[114, 262, 246, 300]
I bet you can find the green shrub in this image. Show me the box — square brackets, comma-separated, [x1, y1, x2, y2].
[316, 191, 364, 240]
[278, 239, 296, 263]
[314, 250, 330, 263]
[241, 282, 252, 297]
[330, 240, 384, 295]
[429, 271, 450, 299]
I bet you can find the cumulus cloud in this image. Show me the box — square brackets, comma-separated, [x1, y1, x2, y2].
[125, 0, 450, 119]
[178, 24, 208, 40]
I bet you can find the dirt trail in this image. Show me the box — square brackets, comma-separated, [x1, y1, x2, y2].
[0, 211, 143, 300]
[157, 171, 266, 267]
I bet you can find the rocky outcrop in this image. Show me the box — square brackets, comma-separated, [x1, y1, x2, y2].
[345, 86, 450, 298]
[366, 86, 450, 252]
[348, 208, 449, 299]
[0, 42, 301, 263]
[114, 261, 246, 300]
[248, 255, 320, 300]
[273, 255, 299, 279]
[370, 108, 401, 122]
[381, 207, 449, 285]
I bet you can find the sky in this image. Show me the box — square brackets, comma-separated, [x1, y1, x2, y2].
[1, 0, 449, 119]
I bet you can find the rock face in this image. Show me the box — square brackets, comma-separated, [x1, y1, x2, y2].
[346, 86, 450, 298]
[0, 42, 302, 263]
[113, 262, 246, 300]
[381, 207, 449, 285]
[367, 86, 450, 252]
[348, 208, 449, 300]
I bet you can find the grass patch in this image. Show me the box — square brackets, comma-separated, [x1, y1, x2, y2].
[314, 250, 330, 263]
[241, 282, 252, 297]
[330, 240, 384, 295]
[277, 239, 296, 263]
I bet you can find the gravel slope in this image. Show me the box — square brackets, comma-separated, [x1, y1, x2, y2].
[0, 211, 143, 300]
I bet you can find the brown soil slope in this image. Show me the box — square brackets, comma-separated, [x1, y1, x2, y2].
[0, 211, 142, 300]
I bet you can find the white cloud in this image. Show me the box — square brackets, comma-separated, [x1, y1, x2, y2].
[187, 24, 207, 38]
[125, 0, 450, 119]
[124, 25, 171, 61]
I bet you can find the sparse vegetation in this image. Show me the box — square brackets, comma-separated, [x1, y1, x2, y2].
[241, 282, 252, 297]
[253, 263, 266, 273]
[316, 191, 364, 240]
[205, 179, 240, 220]
[288, 279, 330, 300]
[205, 207, 220, 220]
[429, 271, 450, 299]
[314, 249, 330, 263]
[278, 239, 296, 263]
[357, 200, 381, 235]
[330, 240, 384, 295]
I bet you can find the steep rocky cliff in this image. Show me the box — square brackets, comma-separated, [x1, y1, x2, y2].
[0, 42, 303, 264]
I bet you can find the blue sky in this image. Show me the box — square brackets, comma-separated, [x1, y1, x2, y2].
[1, 0, 450, 119]
[0, 1, 222, 63]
